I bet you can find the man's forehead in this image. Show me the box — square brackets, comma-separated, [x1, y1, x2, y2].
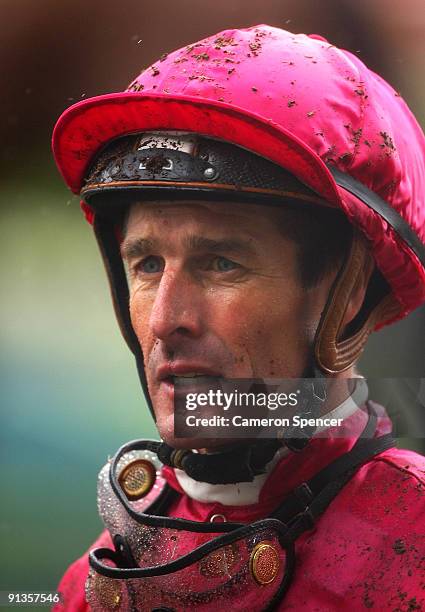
[125, 199, 282, 234]
[128, 199, 266, 220]
[122, 200, 286, 259]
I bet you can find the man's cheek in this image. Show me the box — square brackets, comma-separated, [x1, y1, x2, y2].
[130, 297, 152, 345]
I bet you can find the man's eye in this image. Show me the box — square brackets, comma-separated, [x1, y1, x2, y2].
[138, 256, 164, 274]
[211, 256, 239, 272]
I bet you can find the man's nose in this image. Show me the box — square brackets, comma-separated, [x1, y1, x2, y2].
[148, 268, 204, 343]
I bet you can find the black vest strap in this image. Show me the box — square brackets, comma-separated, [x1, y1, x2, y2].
[287, 432, 395, 542]
[271, 403, 393, 523]
[270, 401, 394, 535]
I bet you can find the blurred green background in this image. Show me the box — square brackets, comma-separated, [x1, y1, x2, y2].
[1, 0, 424, 600]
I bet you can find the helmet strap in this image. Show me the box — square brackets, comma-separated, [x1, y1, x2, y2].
[314, 233, 400, 374]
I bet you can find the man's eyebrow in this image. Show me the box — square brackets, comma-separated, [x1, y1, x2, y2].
[120, 234, 257, 260]
[185, 235, 256, 255]
[120, 237, 156, 260]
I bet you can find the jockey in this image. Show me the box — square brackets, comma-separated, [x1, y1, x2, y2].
[52, 25, 425, 611]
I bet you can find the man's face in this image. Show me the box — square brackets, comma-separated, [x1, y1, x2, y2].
[122, 200, 335, 448]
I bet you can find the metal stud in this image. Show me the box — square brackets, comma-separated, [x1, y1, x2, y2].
[249, 541, 280, 585]
[118, 459, 156, 500]
[203, 167, 217, 180]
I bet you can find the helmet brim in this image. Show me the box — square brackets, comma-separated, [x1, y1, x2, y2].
[52, 92, 341, 204]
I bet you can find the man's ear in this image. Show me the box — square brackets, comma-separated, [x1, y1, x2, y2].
[341, 252, 375, 330]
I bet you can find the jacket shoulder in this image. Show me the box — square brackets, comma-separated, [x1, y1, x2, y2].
[372, 446, 425, 485]
[344, 446, 425, 532]
[280, 447, 425, 610]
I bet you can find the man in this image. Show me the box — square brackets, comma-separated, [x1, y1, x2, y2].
[52, 25, 425, 611]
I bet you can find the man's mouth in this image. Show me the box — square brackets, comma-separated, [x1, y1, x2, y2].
[158, 364, 222, 381]
[171, 373, 222, 382]
[156, 366, 223, 393]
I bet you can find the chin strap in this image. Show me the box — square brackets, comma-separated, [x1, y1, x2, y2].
[157, 439, 284, 485]
[314, 232, 400, 374]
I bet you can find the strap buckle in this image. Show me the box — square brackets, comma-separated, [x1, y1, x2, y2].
[287, 483, 316, 531]
[294, 482, 314, 507]
[290, 505, 316, 532]
[299, 506, 316, 531]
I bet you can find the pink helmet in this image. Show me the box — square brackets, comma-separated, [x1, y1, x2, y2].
[52, 25, 425, 374]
